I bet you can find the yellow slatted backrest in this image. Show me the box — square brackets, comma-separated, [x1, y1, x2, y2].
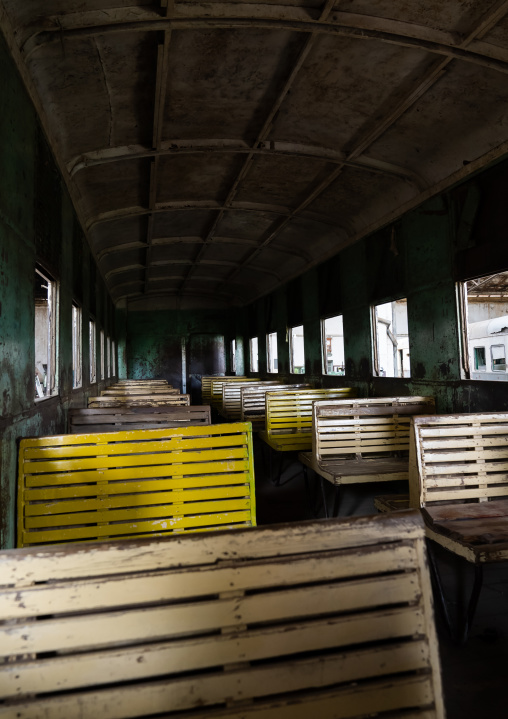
[0, 511, 444, 719]
[18, 422, 256, 548]
[265, 388, 356, 436]
[314, 397, 436, 462]
[410, 412, 508, 508]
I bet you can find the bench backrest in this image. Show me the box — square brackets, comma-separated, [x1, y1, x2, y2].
[110, 380, 170, 387]
[265, 387, 356, 436]
[314, 396, 436, 463]
[241, 383, 312, 425]
[222, 380, 280, 419]
[100, 387, 179, 395]
[88, 393, 191, 408]
[1, 511, 444, 719]
[17, 422, 255, 548]
[68, 405, 212, 433]
[210, 377, 260, 409]
[410, 412, 508, 508]
[201, 374, 229, 404]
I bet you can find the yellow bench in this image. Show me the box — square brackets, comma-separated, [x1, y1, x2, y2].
[259, 387, 356, 452]
[300, 396, 435, 516]
[88, 393, 190, 408]
[17, 422, 256, 548]
[1, 511, 445, 719]
[240, 383, 312, 430]
[68, 405, 212, 433]
[409, 412, 508, 642]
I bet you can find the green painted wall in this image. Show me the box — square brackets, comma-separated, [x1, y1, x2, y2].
[0, 34, 117, 548]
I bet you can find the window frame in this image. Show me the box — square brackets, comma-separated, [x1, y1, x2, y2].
[473, 346, 486, 372]
[491, 344, 506, 372]
[249, 337, 259, 373]
[100, 329, 105, 381]
[371, 298, 411, 379]
[34, 266, 59, 401]
[321, 315, 345, 376]
[72, 302, 82, 389]
[289, 324, 305, 375]
[266, 331, 278, 374]
[89, 319, 97, 384]
[231, 338, 236, 374]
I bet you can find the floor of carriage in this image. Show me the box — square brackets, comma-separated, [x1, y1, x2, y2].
[251, 435, 508, 719]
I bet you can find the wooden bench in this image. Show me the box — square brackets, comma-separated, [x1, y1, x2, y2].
[241, 383, 312, 430]
[210, 377, 260, 412]
[109, 379, 171, 387]
[409, 412, 508, 641]
[88, 393, 191, 408]
[201, 375, 247, 405]
[299, 397, 435, 515]
[17, 422, 256, 548]
[222, 380, 280, 420]
[100, 387, 179, 396]
[259, 387, 356, 452]
[68, 405, 211, 433]
[0, 511, 445, 719]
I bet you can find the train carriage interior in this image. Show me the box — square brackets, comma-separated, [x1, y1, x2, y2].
[4, 1, 508, 717]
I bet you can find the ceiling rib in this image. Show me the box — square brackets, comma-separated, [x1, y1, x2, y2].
[215, 0, 508, 293]
[21, 10, 508, 74]
[177, 0, 336, 296]
[68, 139, 427, 189]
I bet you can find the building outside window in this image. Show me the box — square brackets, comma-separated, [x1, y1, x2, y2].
[321, 315, 345, 375]
[250, 337, 259, 373]
[267, 332, 278, 373]
[35, 267, 59, 399]
[72, 303, 82, 388]
[372, 299, 410, 378]
[289, 325, 305, 374]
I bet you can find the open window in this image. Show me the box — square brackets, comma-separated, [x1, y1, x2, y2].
[106, 336, 111, 378]
[267, 332, 278, 373]
[72, 303, 82, 389]
[100, 329, 105, 380]
[321, 315, 345, 375]
[460, 272, 508, 380]
[250, 337, 259, 373]
[111, 340, 116, 377]
[372, 299, 410, 378]
[89, 319, 97, 384]
[289, 325, 305, 374]
[35, 266, 58, 399]
[231, 339, 236, 374]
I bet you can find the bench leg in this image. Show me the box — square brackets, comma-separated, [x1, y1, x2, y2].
[303, 465, 320, 518]
[331, 486, 342, 518]
[320, 476, 330, 518]
[426, 539, 484, 644]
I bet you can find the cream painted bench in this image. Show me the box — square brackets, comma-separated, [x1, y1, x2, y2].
[68, 405, 211, 433]
[221, 380, 280, 420]
[241, 383, 312, 431]
[88, 393, 190, 408]
[299, 397, 435, 516]
[210, 377, 261, 413]
[17, 422, 255, 548]
[0, 511, 444, 719]
[409, 412, 508, 641]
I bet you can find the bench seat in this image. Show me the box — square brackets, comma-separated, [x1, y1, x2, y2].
[17, 422, 255, 548]
[300, 452, 410, 484]
[0, 511, 445, 719]
[68, 405, 211, 433]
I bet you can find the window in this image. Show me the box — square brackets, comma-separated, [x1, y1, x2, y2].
[72, 303, 82, 388]
[89, 320, 97, 383]
[267, 332, 278, 373]
[250, 337, 259, 373]
[474, 347, 486, 371]
[107, 336, 111, 378]
[100, 329, 105, 380]
[112, 340, 116, 377]
[231, 339, 236, 373]
[372, 299, 410, 378]
[290, 325, 305, 374]
[321, 315, 345, 375]
[35, 267, 58, 399]
[491, 344, 506, 372]
[460, 272, 508, 380]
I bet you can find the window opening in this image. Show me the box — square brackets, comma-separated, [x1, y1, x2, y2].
[107, 336, 111, 378]
[321, 315, 345, 375]
[112, 340, 116, 377]
[462, 272, 508, 380]
[35, 267, 58, 399]
[89, 320, 97, 384]
[100, 329, 105, 380]
[267, 332, 278, 373]
[72, 303, 82, 389]
[231, 339, 236, 373]
[290, 325, 305, 374]
[372, 299, 410, 378]
[250, 337, 259, 373]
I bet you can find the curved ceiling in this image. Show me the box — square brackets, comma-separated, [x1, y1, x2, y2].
[3, 0, 508, 310]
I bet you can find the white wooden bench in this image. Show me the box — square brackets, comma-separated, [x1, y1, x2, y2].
[88, 393, 190, 408]
[409, 412, 508, 642]
[299, 396, 435, 516]
[68, 405, 211, 433]
[0, 511, 445, 719]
